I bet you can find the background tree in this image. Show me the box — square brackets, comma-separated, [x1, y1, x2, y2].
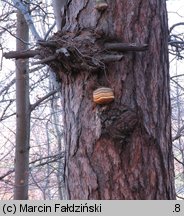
[14, 8, 30, 200]
[167, 1, 184, 199]
[0, 0, 65, 199]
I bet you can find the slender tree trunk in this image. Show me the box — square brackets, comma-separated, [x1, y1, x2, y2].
[52, 0, 175, 199]
[45, 121, 51, 200]
[14, 10, 30, 200]
[52, 0, 67, 30]
[50, 92, 65, 199]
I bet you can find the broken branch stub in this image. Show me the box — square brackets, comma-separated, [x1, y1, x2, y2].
[3, 50, 40, 59]
[3, 30, 148, 74]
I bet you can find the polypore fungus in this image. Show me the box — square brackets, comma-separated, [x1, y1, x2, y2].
[93, 87, 114, 104]
[95, 0, 108, 11]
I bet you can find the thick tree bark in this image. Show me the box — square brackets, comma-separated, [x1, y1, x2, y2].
[14, 11, 30, 200]
[54, 0, 175, 199]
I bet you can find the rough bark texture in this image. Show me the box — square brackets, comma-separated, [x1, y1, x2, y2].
[51, 0, 175, 199]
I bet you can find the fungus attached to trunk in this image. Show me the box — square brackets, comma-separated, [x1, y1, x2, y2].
[93, 87, 114, 104]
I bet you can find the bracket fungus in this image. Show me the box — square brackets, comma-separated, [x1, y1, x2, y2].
[93, 87, 114, 104]
[95, 0, 108, 11]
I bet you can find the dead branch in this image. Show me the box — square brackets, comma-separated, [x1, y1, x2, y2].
[30, 88, 59, 111]
[3, 50, 40, 59]
[172, 123, 184, 141]
[99, 54, 124, 62]
[169, 22, 184, 33]
[176, 194, 184, 200]
[37, 40, 58, 48]
[174, 157, 184, 166]
[0, 26, 30, 45]
[31, 55, 57, 65]
[0, 152, 64, 181]
[0, 100, 14, 121]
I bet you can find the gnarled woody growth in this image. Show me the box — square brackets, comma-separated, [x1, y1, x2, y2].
[4, 30, 148, 76]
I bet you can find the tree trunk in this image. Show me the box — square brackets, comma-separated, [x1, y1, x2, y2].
[54, 0, 175, 199]
[14, 10, 30, 200]
[52, 0, 67, 30]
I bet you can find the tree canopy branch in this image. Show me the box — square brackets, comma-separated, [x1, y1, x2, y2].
[169, 22, 184, 33]
[11, 0, 42, 41]
[30, 88, 59, 112]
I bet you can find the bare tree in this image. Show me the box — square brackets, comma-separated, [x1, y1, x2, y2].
[167, 1, 184, 199]
[0, 0, 63, 199]
[14, 9, 30, 200]
[52, 0, 67, 30]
